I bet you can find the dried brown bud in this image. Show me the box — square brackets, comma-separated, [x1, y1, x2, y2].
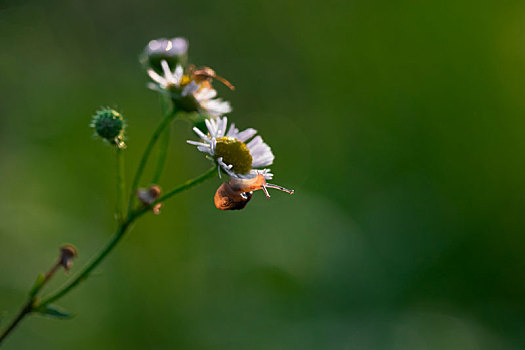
[137, 185, 163, 215]
[59, 245, 77, 272]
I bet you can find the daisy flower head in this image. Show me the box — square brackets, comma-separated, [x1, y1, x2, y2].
[188, 116, 273, 178]
[146, 60, 232, 118]
[188, 117, 293, 205]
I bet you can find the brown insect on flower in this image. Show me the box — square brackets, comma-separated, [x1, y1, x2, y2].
[187, 64, 235, 91]
[214, 174, 293, 210]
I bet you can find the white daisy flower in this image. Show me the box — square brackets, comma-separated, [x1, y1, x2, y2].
[187, 116, 275, 180]
[147, 60, 232, 117]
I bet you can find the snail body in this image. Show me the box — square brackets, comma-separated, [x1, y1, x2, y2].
[214, 174, 293, 210]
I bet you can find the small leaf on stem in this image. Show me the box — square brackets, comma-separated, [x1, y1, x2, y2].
[36, 305, 73, 319]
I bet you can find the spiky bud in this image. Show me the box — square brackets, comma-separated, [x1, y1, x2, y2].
[91, 108, 125, 147]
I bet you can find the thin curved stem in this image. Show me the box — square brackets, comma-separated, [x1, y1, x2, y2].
[116, 147, 126, 223]
[0, 302, 32, 345]
[131, 166, 217, 220]
[151, 127, 170, 184]
[127, 108, 176, 214]
[157, 166, 217, 204]
[151, 98, 175, 184]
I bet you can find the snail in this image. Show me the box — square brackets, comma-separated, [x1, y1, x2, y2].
[214, 174, 294, 210]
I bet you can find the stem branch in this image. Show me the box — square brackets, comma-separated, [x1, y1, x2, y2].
[39, 166, 217, 307]
[0, 107, 215, 346]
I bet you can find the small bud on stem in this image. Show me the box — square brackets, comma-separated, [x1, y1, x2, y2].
[58, 245, 78, 273]
[91, 108, 126, 147]
[137, 185, 163, 214]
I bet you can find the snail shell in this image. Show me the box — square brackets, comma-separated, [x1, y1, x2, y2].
[214, 182, 253, 210]
[214, 175, 266, 210]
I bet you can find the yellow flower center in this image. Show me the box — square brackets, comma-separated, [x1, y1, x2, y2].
[180, 75, 192, 86]
[215, 137, 253, 174]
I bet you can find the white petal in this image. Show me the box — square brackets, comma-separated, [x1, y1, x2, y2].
[248, 136, 275, 167]
[197, 146, 213, 155]
[173, 64, 184, 85]
[202, 99, 232, 117]
[160, 60, 175, 84]
[217, 118, 226, 137]
[147, 69, 167, 86]
[247, 135, 263, 149]
[205, 119, 215, 138]
[236, 128, 257, 142]
[192, 127, 209, 142]
[195, 87, 217, 100]
[217, 157, 236, 177]
[187, 140, 210, 148]
[226, 123, 237, 137]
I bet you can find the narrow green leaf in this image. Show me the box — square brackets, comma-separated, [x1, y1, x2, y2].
[36, 304, 73, 319]
[29, 274, 45, 297]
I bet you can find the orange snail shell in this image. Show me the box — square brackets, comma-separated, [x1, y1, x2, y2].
[214, 174, 267, 210]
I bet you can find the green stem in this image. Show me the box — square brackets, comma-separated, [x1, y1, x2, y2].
[157, 166, 217, 204]
[151, 127, 171, 184]
[151, 99, 175, 184]
[127, 109, 176, 214]
[131, 166, 217, 220]
[0, 301, 33, 345]
[116, 147, 126, 223]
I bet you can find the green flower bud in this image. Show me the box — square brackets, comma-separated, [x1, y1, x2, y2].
[141, 37, 188, 73]
[91, 108, 125, 147]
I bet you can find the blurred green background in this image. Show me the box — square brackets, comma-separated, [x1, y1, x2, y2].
[1, 0, 525, 349]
